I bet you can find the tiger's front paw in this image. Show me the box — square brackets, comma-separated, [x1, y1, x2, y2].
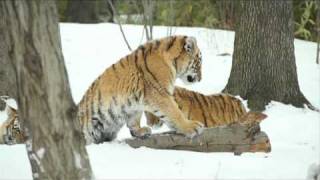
[130, 127, 152, 139]
[177, 120, 204, 138]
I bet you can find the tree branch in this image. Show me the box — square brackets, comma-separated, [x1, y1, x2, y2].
[107, 0, 132, 51]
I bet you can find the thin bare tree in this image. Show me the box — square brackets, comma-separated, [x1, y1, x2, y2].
[107, 0, 132, 51]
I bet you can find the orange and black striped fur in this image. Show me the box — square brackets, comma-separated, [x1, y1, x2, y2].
[145, 87, 267, 129]
[0, 36, 203, 145]
[0, 104, 25, 145]
[78, 35, 204, 144]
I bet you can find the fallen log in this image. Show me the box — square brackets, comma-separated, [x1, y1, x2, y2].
[125, 123, 271, 155]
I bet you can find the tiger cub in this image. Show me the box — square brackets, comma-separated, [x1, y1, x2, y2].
[145, 87, 267, 129]
[0, 96, 25, 145]
[78, 35, 204, 144]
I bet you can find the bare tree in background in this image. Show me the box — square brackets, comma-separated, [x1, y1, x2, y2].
[142, 0, 155, 41]
[108, 0, 132, 51]
[316, 0, 320, 64]
[216, 0, 236, 30]
[166, 0, 175, 36]
[65, 0, 114, 23]
[223, 1, 316, 111]
[0, 1, 92, 179]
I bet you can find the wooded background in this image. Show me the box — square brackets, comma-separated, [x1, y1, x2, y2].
[58, 0, 318, 42]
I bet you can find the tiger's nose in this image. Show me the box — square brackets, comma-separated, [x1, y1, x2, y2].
[187, 75, 195, 83]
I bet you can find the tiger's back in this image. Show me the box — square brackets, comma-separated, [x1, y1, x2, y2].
[147, 87, 265, 128]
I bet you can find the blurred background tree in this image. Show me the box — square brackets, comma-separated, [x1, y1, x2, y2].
[56, 0, 318, 42]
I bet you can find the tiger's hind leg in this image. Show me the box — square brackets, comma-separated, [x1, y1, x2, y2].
[126, 111, 151, 138]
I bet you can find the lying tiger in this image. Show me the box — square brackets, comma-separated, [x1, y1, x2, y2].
[1, 35, 204, 145]
[145, 87, 267, 129]
[0, 87, 266, 145]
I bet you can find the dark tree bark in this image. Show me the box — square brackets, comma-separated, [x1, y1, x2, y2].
[0, 1, 92, 179]
[223, 1, 312, 111]
[216, 0, 236, 30]
[64, 0, 114, 23]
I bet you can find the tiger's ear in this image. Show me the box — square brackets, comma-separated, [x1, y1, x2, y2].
[184, 36, 197, 54]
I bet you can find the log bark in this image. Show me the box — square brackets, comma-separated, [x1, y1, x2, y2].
[223, 1, 311, 111]
[0, 1, 92, 179]
[125, 123, 271, 155]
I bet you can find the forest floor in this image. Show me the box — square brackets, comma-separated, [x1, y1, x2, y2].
[0, 23, 319, 179]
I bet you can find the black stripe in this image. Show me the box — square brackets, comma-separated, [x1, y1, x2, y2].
[121, 105, 128, 117]
[148, 44, 153, 54]
[138, 45, 145, 52]
[112, 64, 120, 79]
[172, 45, 185, 73]
[159, 115, 165, 119]
[97, 107, 106, 121]
[91, 95, 95, 117]
[166, 36, 177, 51]
[193, 93, 208, 127]
[226, 96, 235, 118]
[173, 57, 178, 72]
[127, 99, 132, 106]
[108, 109, 116, 121]
[154, 40, 160, 50]
[134, 51, 144, 76]
[187, 106, 192, 119]
[85, 93, 90, 120]
[200, 94, 210, 107]
[134, 94, 139, 102]
[214, 95, 225, 118]
[142, 47, 169, 95]
[142, 48, 160, 87]
[120, 58, 125, 68]
[218, 95, 226, 110]
[112, 64, 116, 72]
[112, 96, 118, 106]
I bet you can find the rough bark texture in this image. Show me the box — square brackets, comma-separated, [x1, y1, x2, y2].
[223, 1, 310, 111]
[0, 1, 92, 179]
[64, 0, 114, 23]
[0, 17, 17, 110]
[216, 0, 236, 30]
[125, 123, 271, 155]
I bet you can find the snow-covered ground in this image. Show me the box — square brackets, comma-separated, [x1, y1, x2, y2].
[0, 23, 319, 179]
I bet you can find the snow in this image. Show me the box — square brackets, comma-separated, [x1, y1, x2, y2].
[36, 148, 45, 160]
[0, 23, 319, 179]
[1, 98, 18, 110]
[73, 151, 82, 169]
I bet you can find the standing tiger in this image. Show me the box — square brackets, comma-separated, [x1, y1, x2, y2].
[145, 87, 267, 129]
[78, 35, 204, 144]
[0, 36, 204, 145]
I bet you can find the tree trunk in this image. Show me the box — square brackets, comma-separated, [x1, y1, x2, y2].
[223, 1, 311, 111]
[216, 0, 236, 30]
[0, 19, 17, 110]
[125, 123, 271, 155]
[0, 1, 93, 179]
[64, 0, 114, 23]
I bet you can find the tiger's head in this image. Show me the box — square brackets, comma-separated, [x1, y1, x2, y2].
[177, 36, 202, 84]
